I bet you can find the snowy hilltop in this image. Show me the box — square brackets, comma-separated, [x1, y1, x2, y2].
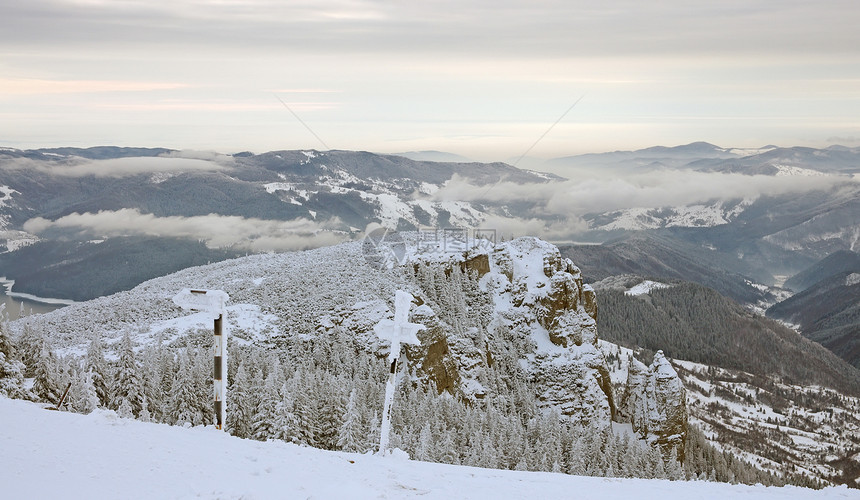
[5, 235, 815, 487]
[11, 235, 682, 436]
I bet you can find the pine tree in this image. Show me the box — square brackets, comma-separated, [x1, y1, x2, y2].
[251, 372, 281, 441]
[666, 448, 684, 480]
[138, 342, 163, 422]
[139, 395, 152, 422]
[416, 421, 433, 461]
[117, 398, 134, 418]
[68, 367, 99, 414]
[192, 347, 215, 426]
[32, 341, 61, 403]
[337, 388, 364, 452]
[169, 349, 203, 426]
[0, 350, 29, 399]
[17, 325, 41, 378]
[0, 318, 13, 359]
[437, 430, 459, 465]
[368, 411, 380, 453]
[85, 335, 110, 407]
[112, 332, 142, 417]
[293, 372, 320, 447]
[227, 362, 256, 439]
[0, 320, 30, 399]
[275, 383, 299, 443]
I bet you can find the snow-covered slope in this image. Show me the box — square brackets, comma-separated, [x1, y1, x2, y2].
[587, 200, 753, 231]
[600, 343, 860, 486]
[0, 396, 852, 500]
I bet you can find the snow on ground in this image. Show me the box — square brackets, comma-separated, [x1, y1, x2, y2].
[728, 146, 778, 156]
[674, 358, 860, 481]
[773, 165, 829, 177]
[598, 340, 634, 385]
[0, 184, 19, 207]
[0, 229, 39, 250]
[1, 397, 854, 500]
[592, 200, 753, 231]
[625, 280, 672, 296]
[131, 303, 280, 347]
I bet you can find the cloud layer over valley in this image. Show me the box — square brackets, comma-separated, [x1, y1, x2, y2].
[434, 170, 847, 220]
[1, 155, 229, 178]
[23, 209, 346, 252]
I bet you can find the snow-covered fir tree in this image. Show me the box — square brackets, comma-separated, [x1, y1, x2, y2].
[85, 334, 110, 407]
[111, 332, 143, 417]
[337, 388, 365, 452]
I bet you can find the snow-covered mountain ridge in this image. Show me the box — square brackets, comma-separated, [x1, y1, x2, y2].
[600, 323, 860, 486]
[10, 235, 687, 457]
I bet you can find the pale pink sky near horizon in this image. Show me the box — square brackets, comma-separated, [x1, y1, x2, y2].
[1, 1, 859, 161]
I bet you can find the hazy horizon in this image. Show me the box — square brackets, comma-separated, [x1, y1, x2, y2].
[2, 1, 858, 163]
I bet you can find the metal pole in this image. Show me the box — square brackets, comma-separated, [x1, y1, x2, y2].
[214, 313, 225, 430]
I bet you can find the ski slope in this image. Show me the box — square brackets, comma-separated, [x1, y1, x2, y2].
[1, 397, 855, 499]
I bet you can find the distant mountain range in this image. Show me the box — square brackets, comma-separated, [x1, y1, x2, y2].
[544, 142, 860, 175]
[1, 142, 859, 369]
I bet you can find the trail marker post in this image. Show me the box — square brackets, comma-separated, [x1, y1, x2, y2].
[373, 290, 424, 455]
[172, 288, 230, 430]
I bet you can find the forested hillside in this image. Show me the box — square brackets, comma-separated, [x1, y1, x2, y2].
[596, 283, 860, 395]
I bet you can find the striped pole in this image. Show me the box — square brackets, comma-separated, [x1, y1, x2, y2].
[213, 313, 226, 430]
[172, 288, 230, 431]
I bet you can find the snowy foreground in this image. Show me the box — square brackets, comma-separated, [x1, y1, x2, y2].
[1, 398, 855, 500]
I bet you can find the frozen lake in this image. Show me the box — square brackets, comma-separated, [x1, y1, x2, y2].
[0, 278, 69, 320]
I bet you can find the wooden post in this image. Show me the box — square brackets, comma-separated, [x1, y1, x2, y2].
[56, 382, 72, 410]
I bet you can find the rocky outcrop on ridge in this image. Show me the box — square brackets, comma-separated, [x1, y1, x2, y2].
[316, 235, 683, 439]
[622, 350, 687, 458]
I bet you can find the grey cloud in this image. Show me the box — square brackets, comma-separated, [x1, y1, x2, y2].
[1, 156, 227, 177]
[4, 1, 859, 58]
[435, 171, 845, 218]
[479, 214, 588, 241]
[159, 150, 236, 166]
[22, 209, 348, 252]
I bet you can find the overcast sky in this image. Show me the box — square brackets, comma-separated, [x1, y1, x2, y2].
[2, 0, 859, 161]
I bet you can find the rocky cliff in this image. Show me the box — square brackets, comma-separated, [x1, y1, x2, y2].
[319, 235, 684, 437]
[621, 350, 687, 458]
[481, 237, 614, 424]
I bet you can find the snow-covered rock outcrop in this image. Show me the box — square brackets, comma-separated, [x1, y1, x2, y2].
[482, 237, 614, 424]
[15, 233, 684, 448]
[621, 350, 687, 458]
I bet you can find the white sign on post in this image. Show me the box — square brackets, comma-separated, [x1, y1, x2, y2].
[172, 288, 230, 430]
[172, 289, 229, 318]
[374, 290, 424, 455]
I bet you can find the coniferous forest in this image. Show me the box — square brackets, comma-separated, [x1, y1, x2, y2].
[0, 288, 823, 489]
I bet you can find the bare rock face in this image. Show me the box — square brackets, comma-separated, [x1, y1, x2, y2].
[404, 305, 463, 395]
[487, 237, 614, 424]
[319, 235, 683, 436]
[622, 351, 687, 459]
